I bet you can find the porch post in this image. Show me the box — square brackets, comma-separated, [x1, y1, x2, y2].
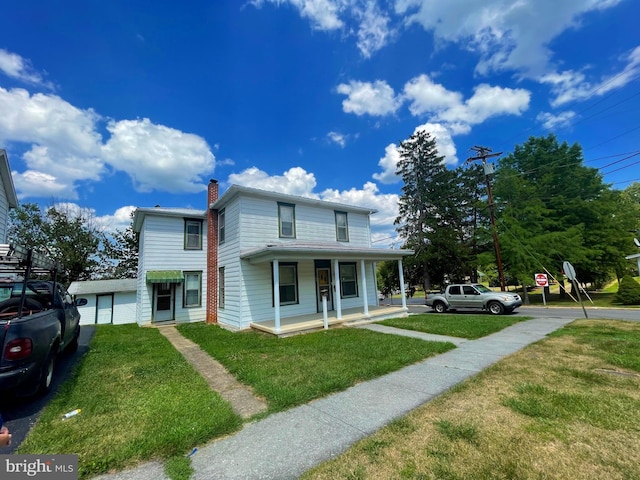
[273, 259, 281, 333]
[398, 258, 408, 311]
[360, 259, 369, 317]
[333, 259, 342, 319]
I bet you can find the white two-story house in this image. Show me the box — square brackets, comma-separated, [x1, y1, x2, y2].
[134, 181, 412, 334]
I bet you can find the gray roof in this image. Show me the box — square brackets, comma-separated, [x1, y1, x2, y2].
[240, 241, 413, 264]
[68, 278, 137, 295]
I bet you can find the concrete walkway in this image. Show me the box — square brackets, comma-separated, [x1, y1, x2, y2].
[95, 315, 575, 480]
[157, 326, 268, 419]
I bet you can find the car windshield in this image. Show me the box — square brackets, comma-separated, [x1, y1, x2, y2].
[474, 284, 492, 293]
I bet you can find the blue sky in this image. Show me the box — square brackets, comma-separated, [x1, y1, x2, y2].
[1, 0, 639, 246]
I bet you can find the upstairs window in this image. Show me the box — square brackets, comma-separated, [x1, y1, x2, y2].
[335, 211, 349, 242]
[218, 208, 226, 244]
[184, 219, 203, 250]
[278, 203, 296, 238]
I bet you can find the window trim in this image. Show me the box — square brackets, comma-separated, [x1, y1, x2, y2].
[272, 262, 299, 306]
[335, 211, 349, 242]
[184, 219, 203, 250]
[339, 262, 358, 298]
[218, 208, 226, 245]
[278, 202, 296, 239]
[183, 271, 202, 308]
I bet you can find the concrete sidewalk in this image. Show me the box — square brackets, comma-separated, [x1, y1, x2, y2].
[95, 315, 575, 480]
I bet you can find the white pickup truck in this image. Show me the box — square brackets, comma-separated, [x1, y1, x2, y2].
[425, 284, 522, 315]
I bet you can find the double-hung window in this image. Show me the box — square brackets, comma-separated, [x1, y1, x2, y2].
[335, 211, 349, 242]
[339, 263, 358, 298]
[183, 271, 202, 307]
[184, 219, 203, 250]
[278, 203, 296, 238]
[275, 262, 298, 305]
[218, 208, 226, 244]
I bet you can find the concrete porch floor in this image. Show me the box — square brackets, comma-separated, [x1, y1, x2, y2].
[250, 304, 408, 336]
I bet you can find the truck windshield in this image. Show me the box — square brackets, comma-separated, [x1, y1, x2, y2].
[474, 285, 492, 293]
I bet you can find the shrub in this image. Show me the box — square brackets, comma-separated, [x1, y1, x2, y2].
[615, 275, 640, 305]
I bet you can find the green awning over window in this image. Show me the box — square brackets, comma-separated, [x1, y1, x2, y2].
[146, 270, 184, 284]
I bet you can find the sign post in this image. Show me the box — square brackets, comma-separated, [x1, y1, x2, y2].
[534, 273, 548, 306]
[562, 261, 588, 319]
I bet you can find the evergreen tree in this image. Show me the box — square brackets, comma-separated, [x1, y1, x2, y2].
[395, 129, 469, 290]
[616, 275, 640, 305]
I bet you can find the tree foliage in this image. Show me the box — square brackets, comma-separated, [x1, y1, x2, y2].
[616, 275, 640, 305]
[97, 212, 139, 279]
[395, 130, 483, 290]
[8, 202, 103, 284]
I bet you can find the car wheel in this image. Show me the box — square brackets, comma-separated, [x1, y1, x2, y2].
[433, 301, 447, 313]
[488, 301, 504, 315]
[38, 350, 56, 395]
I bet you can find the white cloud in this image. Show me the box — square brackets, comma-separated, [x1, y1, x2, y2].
[94, 205, 137, 232]
[327, 131, 347, 147]
[253, 0, 395, 57]
[0, 49, 54, 88]
[0, 78, 217, 200]
[395, 0, 624, 77]
[102, 118, 215, 194]
[372, 122, 457, 184]
[336, 80, 401, 116]
[252, 0, 344, 30]
[227, 166, 319, 198]
[403, 74, 462, 116]
[372, 143, 401, 184]
[536, 111, 576, 130]
[541, 46, 640, 107]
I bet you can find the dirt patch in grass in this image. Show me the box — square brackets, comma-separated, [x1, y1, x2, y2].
[302, 320, 640, 480]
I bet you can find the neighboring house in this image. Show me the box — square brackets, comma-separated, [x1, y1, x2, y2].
[68, 278, 138, 325]
[134, 181, 412, 334]
[133, 207, 208, 326]
[0, 150, 19, 244]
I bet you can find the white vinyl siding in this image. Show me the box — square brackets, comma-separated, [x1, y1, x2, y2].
[0, 191, 9, 244]
[138, 214, 207, 325]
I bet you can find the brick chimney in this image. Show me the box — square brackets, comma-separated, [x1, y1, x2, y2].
[206, 179, 219, 324]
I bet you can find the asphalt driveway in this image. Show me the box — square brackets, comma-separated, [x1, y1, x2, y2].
[0, 324, 95, 453]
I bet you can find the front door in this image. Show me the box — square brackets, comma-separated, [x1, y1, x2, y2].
[153, 283, 175, 322]
[316, 267, 333, 312]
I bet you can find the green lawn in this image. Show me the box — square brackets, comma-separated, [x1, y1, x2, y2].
[378, 313, 531, 339]
[17, 325, 242, 479]
[303, 319, 640, 480]
[177, 324, 455, 413]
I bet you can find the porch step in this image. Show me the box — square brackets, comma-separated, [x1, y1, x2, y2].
[158, 326, 268, 419]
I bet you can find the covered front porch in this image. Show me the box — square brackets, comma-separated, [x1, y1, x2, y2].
[251, 304, 408, 336]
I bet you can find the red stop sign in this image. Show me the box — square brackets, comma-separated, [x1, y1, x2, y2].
[535, 273, 548, 287]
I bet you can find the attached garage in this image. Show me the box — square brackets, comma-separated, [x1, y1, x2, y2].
[68, 278, 137, 325]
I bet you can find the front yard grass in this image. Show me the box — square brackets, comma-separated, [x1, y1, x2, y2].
[16, 325, 242, 479]
[177, 324, 456, 413]
[378, 313, 532, 339]
[302, 319, 640, 480]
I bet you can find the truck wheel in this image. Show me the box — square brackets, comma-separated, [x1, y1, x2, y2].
[65, 326, 80, 354]
[433, 301, 447, 313]
[488, 301, 504, 315]
[38, 350, 56, 394]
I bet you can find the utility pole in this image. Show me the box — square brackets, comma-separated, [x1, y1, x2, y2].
[467, 146, 506, 291]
